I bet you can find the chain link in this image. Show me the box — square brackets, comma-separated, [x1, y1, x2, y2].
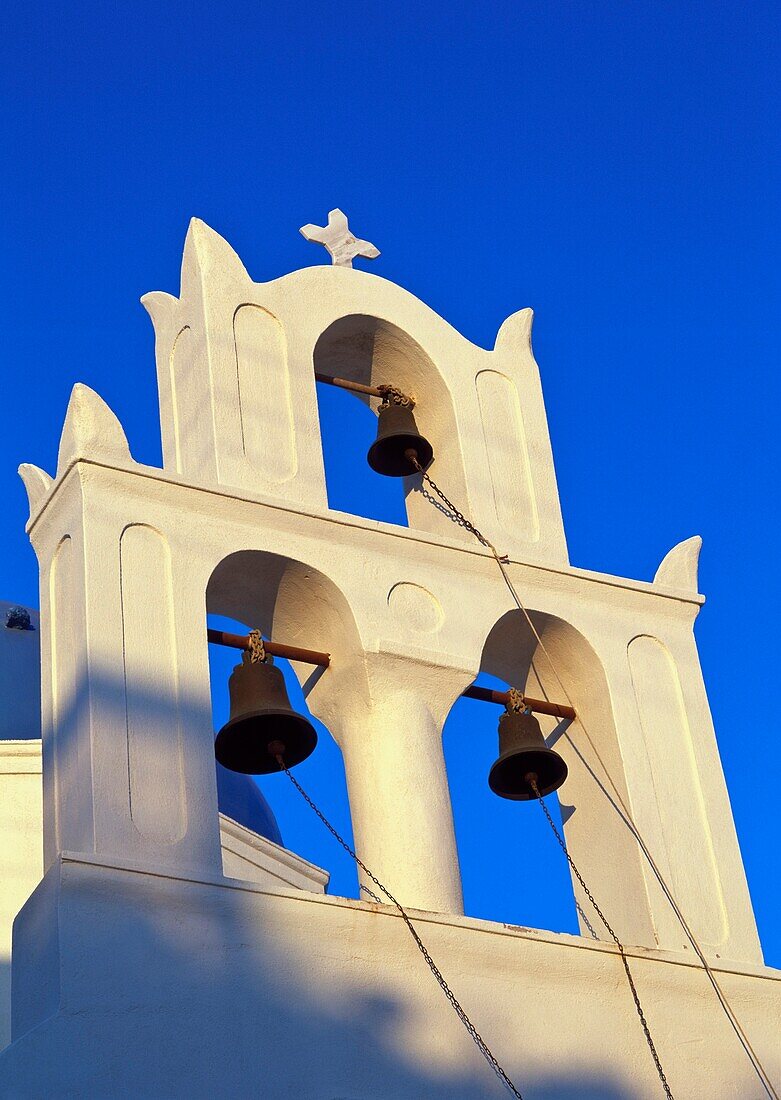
[277, 757, 524, 1099]
[505, 687, 526, 713]
[246, 629, 267, 664]
[411, 460, 675, 1099]
[529, 775, 674, 1099]
[377, 383, 414, 409]
[409, 456, 508, 559]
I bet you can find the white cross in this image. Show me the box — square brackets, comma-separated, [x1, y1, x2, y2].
[299, 209, 380, 268]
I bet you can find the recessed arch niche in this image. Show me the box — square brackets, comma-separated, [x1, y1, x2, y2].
[312, 315, 471, 541]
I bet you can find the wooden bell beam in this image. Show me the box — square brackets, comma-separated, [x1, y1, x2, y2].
[206, 629, 575, 720]
[314, 372, 386, 398]
[206, 629, 332, 668]
[461, 684, 575, 720]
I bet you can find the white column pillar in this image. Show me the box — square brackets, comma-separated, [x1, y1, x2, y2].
[315, 661, 465, 915]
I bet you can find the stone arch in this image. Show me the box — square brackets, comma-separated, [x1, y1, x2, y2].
[312, 315, 470, 540]
[205, 549, 367, 897]
[468, 608, 657, 947]
[206, 549, 368, 731]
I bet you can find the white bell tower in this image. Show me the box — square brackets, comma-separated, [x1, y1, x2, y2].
[2, 215, 778, 1098]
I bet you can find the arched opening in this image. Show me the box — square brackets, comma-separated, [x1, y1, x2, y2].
[206, 551, 366, 900]
[444, 669, 579, 934]
[312, 315, 471, 541]
[445, 608, 655, 945]
[313, 378, 408, 526]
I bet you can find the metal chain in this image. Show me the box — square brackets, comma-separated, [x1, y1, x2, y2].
[410, 456, 507, 558]
[502, 567, 779, 1100]
[246, 629, 267, 664]
[529, 777, 674, 1099]
[276, 757, 524, 1099]
[411, 460, 676, 1099]
[505, 687, 526, 713]
[377, 384, 414, 409]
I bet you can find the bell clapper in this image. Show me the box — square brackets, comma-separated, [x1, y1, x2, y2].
[268, 739, 286, 763]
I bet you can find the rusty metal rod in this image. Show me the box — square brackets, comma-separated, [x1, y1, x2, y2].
[314, 372, 385, 398]
[206, 629, 574, 718]
[207, 629, 331, 668]
[462, 684, 576, 720]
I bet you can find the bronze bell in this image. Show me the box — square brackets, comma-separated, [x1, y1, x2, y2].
[215, 655, 317, 774]
[488, 706, 568, 801]
[367, 403, 434, 477]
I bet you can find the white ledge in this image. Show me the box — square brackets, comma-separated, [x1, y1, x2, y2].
[0, 739, 42, 774]
[56, 850, 777, 981]
[30, 458, 705, 608]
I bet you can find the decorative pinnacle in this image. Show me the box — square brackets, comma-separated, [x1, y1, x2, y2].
[299, 208, 380, 268]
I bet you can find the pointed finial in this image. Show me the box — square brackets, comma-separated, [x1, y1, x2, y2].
[299, 209, 380, 268]
[18, 463, 53, 523]
[56, 383, 133, 476]
[654, 535, 702, 595]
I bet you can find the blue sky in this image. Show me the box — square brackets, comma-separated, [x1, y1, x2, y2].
[1, 2, 779, 965]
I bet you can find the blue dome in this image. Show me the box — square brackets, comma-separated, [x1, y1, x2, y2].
[216, 763, 283, 846]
